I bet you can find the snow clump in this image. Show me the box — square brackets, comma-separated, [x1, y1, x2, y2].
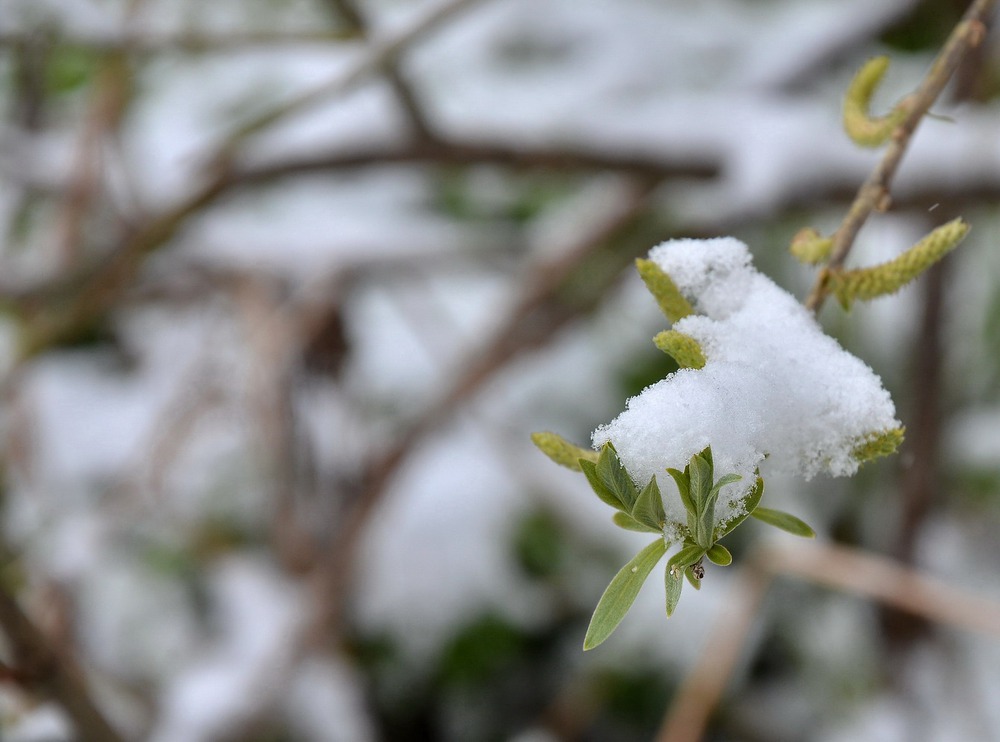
[592, 237, 899, 528]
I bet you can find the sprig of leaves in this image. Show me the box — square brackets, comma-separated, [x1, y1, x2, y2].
[531, 439, 818, 649]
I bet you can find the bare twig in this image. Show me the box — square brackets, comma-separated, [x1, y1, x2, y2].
[0, 29, 357, 54]
[231, 139, 719, 184]
[655, 539, 1000, 742]
[0, 578, 127, 742]
[225, 0, 486, 146]
[309, 177, 664, 643]
[322, 0, 437, 141]
[55, 54, 132, 267]
[804, 0, 996, 312]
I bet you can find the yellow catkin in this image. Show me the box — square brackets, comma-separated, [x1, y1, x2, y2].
[790, 227, 834, 265]
[530, 432, 598, 471]
[654, 330, 706, 369]
[843, 56, 909, 148]
[831, 218, 969, 308]
[852, 427, 905, 463]
[635, 259, 694, 323]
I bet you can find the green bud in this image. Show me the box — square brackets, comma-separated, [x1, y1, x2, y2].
[853, 427, 905, 463]
[531, 431, 598, 471]
[790, 227, 834, 265]
[653, 329, 707, 369]
[636, 259, 694, 323]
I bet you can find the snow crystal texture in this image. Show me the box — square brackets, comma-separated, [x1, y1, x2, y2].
[593, 237, 899, 527]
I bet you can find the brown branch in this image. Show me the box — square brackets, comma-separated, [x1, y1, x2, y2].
[230, 139, 720, 184]
[0, 578, 127, 742]
[655, 539, 1000, 742]
[308, 177, 664, 644]
[804, 0, 996, 312]
[322, 0, 437, 142]
[55, 54, 132, 267]
[225, 0, 487, 146]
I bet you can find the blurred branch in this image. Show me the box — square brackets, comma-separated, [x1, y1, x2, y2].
[0, 29, 357, 54]
[0, 574, 126, 742]
[322, 0, 437, 142]
[224, 0, 486, 147]
[232, 139, 720, 183]
[804, 0, 996, 313]
[310, 177, 664, 644]
[55, 53, 132, 267]
[656, 538, 1000, 742]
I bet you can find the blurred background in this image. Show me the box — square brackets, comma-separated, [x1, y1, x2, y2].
[1, 0, 1000, 740]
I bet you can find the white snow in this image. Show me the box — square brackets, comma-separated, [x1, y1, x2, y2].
[593, 238, 899, 526]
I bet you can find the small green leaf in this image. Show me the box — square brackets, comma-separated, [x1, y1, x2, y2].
[684, 565, 702, 590]
[708, 473, 742, 500]
[715, 475, 764, 540]
[688, 452, 712, 508]
[631, 476, 666, 531]
[612, 511, 661, 534]
[665, 563, 683, 616]
[635, 259, 694, 323]
[653, 329, 706, 369]
[693, 507, 715, 550]
[580, 460, 625, 511]
[597, 443, 639, 510]
[751, 507, 816, 538]
[583, 538, 667, 650]
[666, 467, 693, 513]
[700, 446, 714, 480]
[666, 543, 706, 573]
[706, 543, 733, 566]
[530, 432, 599, 471]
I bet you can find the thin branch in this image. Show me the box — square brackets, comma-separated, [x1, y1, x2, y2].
[308, 177, 664, 644]
[0, 576, 127, 742]
[655, 539, 1000, 742]
[0, 30, 357, 54]
[322, 0, 437, 142]
[225, 0, 487, 146]
[654, 565, 774, 742]
[804, 0, 996, 312]
[230, 139, 719, 184]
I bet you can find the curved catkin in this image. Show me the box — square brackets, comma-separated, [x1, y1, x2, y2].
[843, 56, 910, 147]
[831, 218, 969, 308]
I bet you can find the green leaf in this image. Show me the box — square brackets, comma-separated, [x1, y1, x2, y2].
[666, 543, 706, 573]
[693, 507, 715, 550]
[715, 475, 764, 540]
[580, 460, 625, 511]
[665, 563, 683, 616]
[583, 538, 667, 650]
[751, 507, 816, 538]
[631, 476, 666, 531]
[530, 432, 598, 471]
[708, 473, 742, 500]
[596, 443, 638, 510]
[700, 446, 714, 481]
[684, 565, 702, 590]
[666, 467, 693, 513]
[706, 543, 733, 566]
[612, 511, 661, 534]
[635, 258, 694, 323]
[688, 451, 712, 509]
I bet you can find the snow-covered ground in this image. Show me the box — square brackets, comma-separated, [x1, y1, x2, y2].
[1, 0, 1000, 739]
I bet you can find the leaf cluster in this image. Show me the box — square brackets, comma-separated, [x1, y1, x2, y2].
[531, 436, 816, 649]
